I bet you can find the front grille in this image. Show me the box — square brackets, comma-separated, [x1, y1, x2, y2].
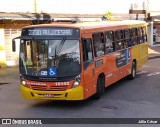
[30, 85, 68, 91]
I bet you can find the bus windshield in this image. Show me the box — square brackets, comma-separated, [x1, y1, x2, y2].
[20, 39, 81, 77]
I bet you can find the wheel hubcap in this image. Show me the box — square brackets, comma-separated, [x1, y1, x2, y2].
[132, 66, 136, 77]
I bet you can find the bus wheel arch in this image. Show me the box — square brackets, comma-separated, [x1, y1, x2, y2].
[94, 73, 105, 99]
[128, 59, 137, 80]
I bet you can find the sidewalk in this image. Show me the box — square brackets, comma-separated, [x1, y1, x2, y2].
[0, 67, 19, 85]
[148, 45, 160, 59]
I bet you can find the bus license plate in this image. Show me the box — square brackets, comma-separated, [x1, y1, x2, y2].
[43, 94, 54, 98]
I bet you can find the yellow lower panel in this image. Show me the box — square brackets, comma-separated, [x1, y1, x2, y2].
[0, 50, 6, 68]
[21, 85, 84, 100]
[0, 60, 6, 68]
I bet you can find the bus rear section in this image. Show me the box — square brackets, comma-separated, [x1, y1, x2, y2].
[129, 26, 148, 70]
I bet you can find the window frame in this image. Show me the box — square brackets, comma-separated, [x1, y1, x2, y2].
[114, 30, 125, 51]
[82, 38, 94, 70]
[124, 29, 132, 47]
[142, 26, 147, 42]
[92, 32, 105, 57]
[130, 28, 138, 46]
[104, 31, 114, 54]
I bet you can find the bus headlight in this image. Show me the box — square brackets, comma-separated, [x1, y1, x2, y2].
[21, 80, 27, 86]
[20, 74, 27, 87]
[72, 74, 81, 88]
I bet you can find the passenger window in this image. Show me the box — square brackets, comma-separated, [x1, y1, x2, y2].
[138, 27, 143, 36]
[82, 38, 93, 69]
[115, 30, 123, 40]
[105, 31, 114, 54]
[124, 29, 130, 39]
[114, 30, 124, 51]
[26, 41, 32, 62]
[124, 29, 131, 47]
[137, 27, 143, 44]
[131, 28, 138, 46]
[142, 26, 146, 35]
[93, 32, 104, 57]
[142, 26, 147, 42]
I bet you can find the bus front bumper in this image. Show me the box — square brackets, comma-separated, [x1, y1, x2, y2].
[20, 85, 84, 100]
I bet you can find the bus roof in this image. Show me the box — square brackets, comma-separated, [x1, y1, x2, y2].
[23, 20, 147, 30]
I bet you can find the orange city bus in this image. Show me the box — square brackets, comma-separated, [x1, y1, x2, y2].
[12, 20, 148, 100]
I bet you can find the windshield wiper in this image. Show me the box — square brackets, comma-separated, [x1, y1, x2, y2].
[50, 38, 66, 67]
[55, 38, 65, 56]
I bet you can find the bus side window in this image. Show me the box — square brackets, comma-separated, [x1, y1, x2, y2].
[105, 31, 114, 54]
[93, 32, 104, 57]
[124, 29, 131, 47]
[137, 27, 143, 44]
[131, 28, 138, 46]
[26, 41, 32, 62]
[82, 38, 93, 69]
[142, 26, 147, 42]
[114, 30, 124, 51]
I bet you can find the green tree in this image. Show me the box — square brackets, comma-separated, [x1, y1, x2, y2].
[105, 11, 112, 21]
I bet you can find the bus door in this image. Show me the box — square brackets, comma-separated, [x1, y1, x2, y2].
[82, 38, 96, 99]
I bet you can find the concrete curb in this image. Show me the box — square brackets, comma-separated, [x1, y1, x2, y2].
[148, 55, 160, 60]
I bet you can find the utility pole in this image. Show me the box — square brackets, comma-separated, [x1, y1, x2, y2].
[34, 0, 37, 13]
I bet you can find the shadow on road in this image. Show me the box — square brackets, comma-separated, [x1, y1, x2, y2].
[0, 82, 10, 85]
[28, 99, 98, 110]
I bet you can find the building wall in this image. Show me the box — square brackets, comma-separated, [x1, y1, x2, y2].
[2, 20, 32, 67]
[0, 25, 6, 68]
[4, 28, 21, 66]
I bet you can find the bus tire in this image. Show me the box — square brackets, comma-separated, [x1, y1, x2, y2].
[94, 76, 105, 99]
[128, 61, 136, 80]
[101, 75, 105, 95]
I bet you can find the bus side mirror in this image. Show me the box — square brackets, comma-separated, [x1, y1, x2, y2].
[12, 36, 21, 52]
[12, 39, 16, 52]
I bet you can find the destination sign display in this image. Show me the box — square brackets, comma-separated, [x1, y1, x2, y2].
[28, 29, 73, 36]
[22, 27, 80, 38]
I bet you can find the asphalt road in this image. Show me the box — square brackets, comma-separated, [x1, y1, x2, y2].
[0, 58, 160, 127]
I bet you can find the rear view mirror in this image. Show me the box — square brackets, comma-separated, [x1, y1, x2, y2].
[12, 39, 16, 52]
[12, 36, 21, 52]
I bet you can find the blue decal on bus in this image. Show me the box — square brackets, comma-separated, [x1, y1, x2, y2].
[116, 50, 126, 68]
[48, 68, 57, 76]
[126, 48, 129, 64]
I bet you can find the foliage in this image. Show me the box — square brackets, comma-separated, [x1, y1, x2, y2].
[104, 11, 112, 21]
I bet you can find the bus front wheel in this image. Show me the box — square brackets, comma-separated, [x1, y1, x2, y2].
[128, 61, 136, 80]
[94, 76, 105, 99]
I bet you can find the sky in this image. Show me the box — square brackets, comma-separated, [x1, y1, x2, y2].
[0, 0, 159, 14]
